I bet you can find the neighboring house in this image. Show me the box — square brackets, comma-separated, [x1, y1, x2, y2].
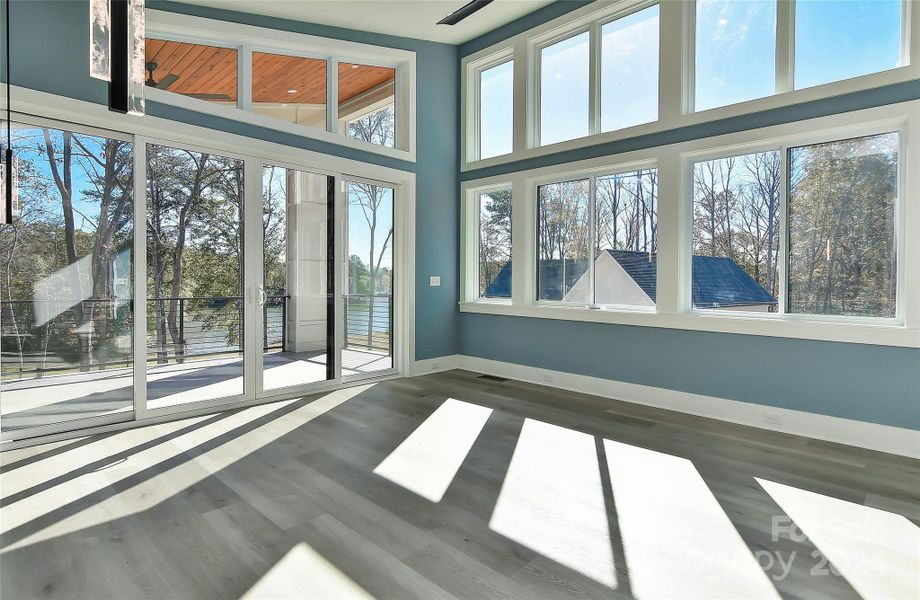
[484, 250, 776, 311]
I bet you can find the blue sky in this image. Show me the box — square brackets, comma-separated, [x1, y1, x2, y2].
[12, 127, 116, 234]
[347, 184, 393, 277]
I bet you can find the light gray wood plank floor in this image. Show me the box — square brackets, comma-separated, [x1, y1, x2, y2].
[1, 370, 918, 599]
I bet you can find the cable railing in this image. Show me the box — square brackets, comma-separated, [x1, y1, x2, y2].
[2, 293, 391, 379]
[344, 294, 392, 353]
[1, 295, 288, 379]
[1, 298, 133, 379]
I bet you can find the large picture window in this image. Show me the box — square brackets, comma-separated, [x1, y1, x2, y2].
[692, 150, 782, 312]
[691, 132, 899, 318]
[537, 170, 659, 307]
[461, 102, 915, 344]
[787, 133, 898, 317]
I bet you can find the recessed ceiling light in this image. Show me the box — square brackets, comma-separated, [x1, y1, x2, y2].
[287, 88, 297, 93]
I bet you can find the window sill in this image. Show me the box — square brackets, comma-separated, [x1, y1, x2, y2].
[459, 302, 920, 348]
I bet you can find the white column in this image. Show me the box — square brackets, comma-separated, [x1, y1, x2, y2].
[286, 171, 328, 353]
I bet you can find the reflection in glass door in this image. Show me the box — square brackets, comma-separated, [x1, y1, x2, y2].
[145, 144, 244, 410]
[261, 165, 333, 393]
[344, 180, 394, 377]
[1, 122, 135, 433]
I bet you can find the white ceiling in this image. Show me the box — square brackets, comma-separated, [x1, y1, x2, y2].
[171, 0, 556, 45]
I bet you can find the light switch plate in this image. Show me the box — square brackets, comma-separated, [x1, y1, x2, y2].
[429, 276, 441, 287]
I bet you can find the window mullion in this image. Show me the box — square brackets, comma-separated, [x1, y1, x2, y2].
[589, 23, 601, 137]
[588, 175, 597, 306]
[473, 192, 482, 302]
[239, 43, 253, 111]
[776, 0, 795, 94]
[133, 137, 148, 421]
[512, 39, 529, 154]
[327, 57, 338, 134]
[473, 66, 483, 161]
[663, 0, 689, 117]
[656, 151, 683, 314]
[514, 176, 533, 305]
[778, 144, 790, 315]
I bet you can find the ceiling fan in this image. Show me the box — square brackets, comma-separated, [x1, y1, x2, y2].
[438, 0, 494, 25]
[145, 61, 232, 101]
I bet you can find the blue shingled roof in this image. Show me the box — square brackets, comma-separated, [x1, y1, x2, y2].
[483, 250, 776, 308]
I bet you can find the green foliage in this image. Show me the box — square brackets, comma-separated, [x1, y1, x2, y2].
[788, 134, 897, 317]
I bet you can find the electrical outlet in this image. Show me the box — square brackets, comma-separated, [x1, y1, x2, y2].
[543, 373, 554, 383]
[763, 412, 783, 426]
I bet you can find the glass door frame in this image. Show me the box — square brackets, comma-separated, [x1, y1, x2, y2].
[249, 158, 343, 401]
[340, 175, 401, 383]
[135, 134, 252, 422]
[2, 108, 411, 445]
[0, 114, 138, 442]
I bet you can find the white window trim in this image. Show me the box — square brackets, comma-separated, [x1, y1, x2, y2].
[460, 99, 920, 348]
[146, 9, 416, 162]
[461, 0, 919, 172]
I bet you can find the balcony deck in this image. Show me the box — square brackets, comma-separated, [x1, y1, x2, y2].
[0, 348, 391, 432]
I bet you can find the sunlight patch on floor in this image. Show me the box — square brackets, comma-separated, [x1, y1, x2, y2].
[604, 440, 780, 599]
[489, 418, 616, 587]
[373, 398, 492, 502]
[1, 385, 372, 553]
[0, 416, 212, 500]
[263, 359, 327, 391]
[241, 542, 372, 599]
[757, 477, 920, 599]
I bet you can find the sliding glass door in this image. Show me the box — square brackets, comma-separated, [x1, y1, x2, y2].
[1, 121, 135, 434]
[1, 116, 401, 441]
[343, 180, 395, 379]
[145, 143, 245, 411]
[259, 165, 334, 394]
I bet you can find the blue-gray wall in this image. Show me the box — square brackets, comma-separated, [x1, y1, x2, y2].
[6, 0, 460, 360]
[458, 3, 920, 430]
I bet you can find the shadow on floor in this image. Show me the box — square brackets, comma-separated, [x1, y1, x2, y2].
[2, 370, 916, 599]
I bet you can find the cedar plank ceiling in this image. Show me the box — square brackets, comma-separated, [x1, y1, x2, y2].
[146, 39, 395, 104]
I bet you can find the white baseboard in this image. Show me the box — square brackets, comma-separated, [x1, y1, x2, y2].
[449, 355, 920, 459]
[409, 355, 461, 376]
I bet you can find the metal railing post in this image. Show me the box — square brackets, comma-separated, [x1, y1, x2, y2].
[178, 297, 185, 364]
[281, 295, 287, 352]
